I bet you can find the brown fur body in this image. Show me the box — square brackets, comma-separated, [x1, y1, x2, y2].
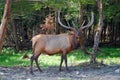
[32, 34, 78, 55]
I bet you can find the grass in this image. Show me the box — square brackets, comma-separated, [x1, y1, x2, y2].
[0, 47, 120, 67]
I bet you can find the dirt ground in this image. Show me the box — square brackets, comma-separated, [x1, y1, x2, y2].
[0, 64, 120, 80]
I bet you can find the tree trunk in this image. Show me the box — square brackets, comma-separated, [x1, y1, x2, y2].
[90, 0, 104, 63]
[11, 18, 20, 51]
[0, 0, 11, 53]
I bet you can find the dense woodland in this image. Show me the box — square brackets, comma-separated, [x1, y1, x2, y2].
[0, 1, 120, 79]
[0, 0, 120, 51]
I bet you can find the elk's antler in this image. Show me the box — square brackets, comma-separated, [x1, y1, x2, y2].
[58, 10, 75, 31]
[80, 12, 94, 30]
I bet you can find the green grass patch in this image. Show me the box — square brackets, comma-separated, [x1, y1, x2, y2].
[0, 47, 120, 67]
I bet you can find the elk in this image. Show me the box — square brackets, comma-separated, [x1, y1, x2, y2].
[30, 10, 94, 74]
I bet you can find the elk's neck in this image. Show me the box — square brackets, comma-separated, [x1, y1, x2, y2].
[71, 35, 79, 50]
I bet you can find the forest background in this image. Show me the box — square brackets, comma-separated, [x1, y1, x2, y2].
[0, 0, 119, 51]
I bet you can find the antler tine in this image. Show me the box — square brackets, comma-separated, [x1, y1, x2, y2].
[81, 20, 86, 27]
[64, 17, 71, 27]
[80, 12, 94, 30]
[58, 10, 75, 31]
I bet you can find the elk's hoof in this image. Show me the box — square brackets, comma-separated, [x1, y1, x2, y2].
[39, 70, 42, 72]
[30, 71, 34, 75]
[66, 68, 71, 72]
[59, 68, 63, 71]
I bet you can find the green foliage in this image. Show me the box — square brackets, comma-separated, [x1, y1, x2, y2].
[33, 2, 42, 10]
[11, 1, 35, 16]
[0, 0, 119, 23]
[104, 1, 120, 22]
[0, 47, 120, 67]
[81, 0, 94, 5]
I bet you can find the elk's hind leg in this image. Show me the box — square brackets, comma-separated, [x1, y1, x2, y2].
[35, 55, 42, 72]
[30, 54, 35, 74]
[30, 53, 42, 74]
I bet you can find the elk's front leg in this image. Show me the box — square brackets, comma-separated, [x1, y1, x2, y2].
[64, 54, 69, 71]
[59, 54, 63, 71]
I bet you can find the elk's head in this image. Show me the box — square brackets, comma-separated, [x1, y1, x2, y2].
[58, 10, 94, 46]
